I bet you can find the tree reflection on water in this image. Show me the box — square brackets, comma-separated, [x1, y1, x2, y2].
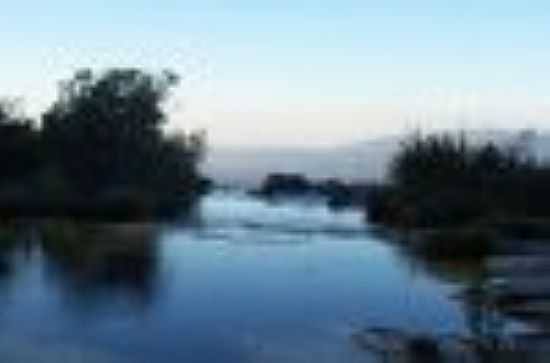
[0, 221, 162, 309]
[0, 223, 30, 282]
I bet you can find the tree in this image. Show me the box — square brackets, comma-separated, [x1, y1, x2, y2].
[42, 68, 203, 199]
[0, 100, 40, 185]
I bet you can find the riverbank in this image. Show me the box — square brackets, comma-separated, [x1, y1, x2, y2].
[0, 195, 204, 222]
[353, 326, 550, 362]
[354, 224, 550, 362]
[0, 68, 209, 222]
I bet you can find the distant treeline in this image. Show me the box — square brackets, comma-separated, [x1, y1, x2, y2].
[366, 131, 550, 236]
[0, 68, 209, 220]
[256, 172, 370, 209]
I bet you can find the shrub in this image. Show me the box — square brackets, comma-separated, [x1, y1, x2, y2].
[413, 228, 494, 259]
[366, 131, 550, 229]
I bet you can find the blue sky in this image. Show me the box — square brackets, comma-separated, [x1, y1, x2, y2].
[2, 1, 549, 146]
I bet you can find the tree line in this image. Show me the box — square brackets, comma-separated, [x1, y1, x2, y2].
[0, 68, 208, 219]
[366, 131, 550, 236]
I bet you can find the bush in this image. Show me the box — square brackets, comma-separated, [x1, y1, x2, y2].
[366, 131, 550, 229]
[259, 173, 312, 196]
[0, 69, 207, 220]
[412, 228, 494, 259]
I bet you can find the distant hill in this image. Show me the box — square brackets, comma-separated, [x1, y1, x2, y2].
[203, 130, 550, 187]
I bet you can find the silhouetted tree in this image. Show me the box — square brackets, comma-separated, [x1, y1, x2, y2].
[259, 173, 312, 196]
[42, 68, 204, 200]
[369, 131, 550, 228]
[0, 101, 41, 186]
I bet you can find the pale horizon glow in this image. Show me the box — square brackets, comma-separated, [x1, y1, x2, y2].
[2, 1, 550, 147]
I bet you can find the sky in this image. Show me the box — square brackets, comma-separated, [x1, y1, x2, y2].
[1, 0, 550, 147]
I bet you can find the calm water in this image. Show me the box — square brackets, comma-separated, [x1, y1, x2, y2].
[0, 191, 501, 362]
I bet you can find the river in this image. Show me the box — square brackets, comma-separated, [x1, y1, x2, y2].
[0, 191, 519, 362]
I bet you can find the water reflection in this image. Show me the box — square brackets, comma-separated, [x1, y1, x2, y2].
[40, 222, 160, 306]
[0, 223, 31, 281]
[0, 221, 162, 311]
[393, 237, 532, 355]
[0, 193, 526, 363]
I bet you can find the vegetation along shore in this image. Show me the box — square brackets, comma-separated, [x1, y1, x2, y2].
[0, 68, 210, 220]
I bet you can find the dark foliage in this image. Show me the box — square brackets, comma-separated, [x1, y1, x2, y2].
[0, 102, 42, 186]
[42, 69, 203, 196]
[0, 68, 206, 219]
[256, 173, 370, 210]
[259, 173, 312, 196]
[367, 131, 550, 230]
